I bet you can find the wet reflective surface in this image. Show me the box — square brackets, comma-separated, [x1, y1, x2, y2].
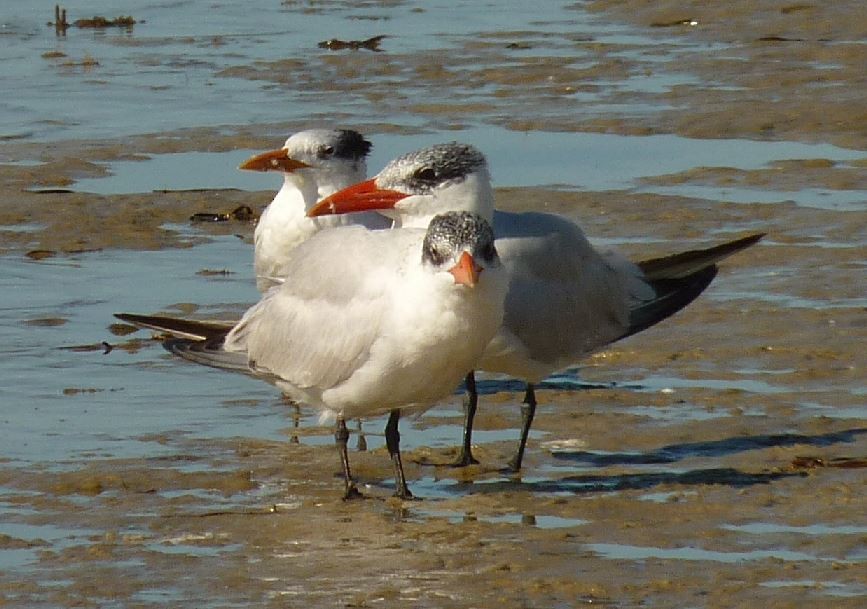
[1, 1, 866, 607]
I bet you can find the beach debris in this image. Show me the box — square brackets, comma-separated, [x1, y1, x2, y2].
[25, 247, 102, 259]
[791, 456, 867, 470]
[24, 317, 68, 327]
[60, 339, 149, 354]
[49, 4, 138, 35]
[318, 35, 386, 52]
[61, 55, 100, 69]
[190, 205, 255, 223]
[108, 323, 139, 336]
[650, 18, 699, 28]
[26, 249, 56, 260]
[73, 15, 136, 29]
[59, 342, 113, 355]
[196, 269, 235, 277]
[62, 386, 105, 395]
[50, 4, 68, 34]
[756, 36, 805, 42]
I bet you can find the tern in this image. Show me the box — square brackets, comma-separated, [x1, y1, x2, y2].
[240, 128, 391, 291]
[118, 128, 391, 339]
[308, 142, 765, 471]
[161, 211, 507, 499]
[118, 129, 391, 450]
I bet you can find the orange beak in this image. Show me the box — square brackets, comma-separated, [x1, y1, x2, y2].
[239, 148, 310, 173]
[449, 251, 482, 287]
[307, 178, 408, 217]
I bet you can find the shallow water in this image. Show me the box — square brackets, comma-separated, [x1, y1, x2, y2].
[2, 1, 866, 608]
[2, 0, 633, 141]
[71, 129, 867, 214]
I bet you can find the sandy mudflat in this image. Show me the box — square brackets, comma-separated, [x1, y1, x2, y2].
[0, 0, 865, 607]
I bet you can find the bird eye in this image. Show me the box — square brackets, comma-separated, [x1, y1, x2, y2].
[414, 167, 437, 182]
[428, 245, 447, 265]
[483, 242, 497, 262]
[317, 145, 335, 157]
[421, 240, 448, 266]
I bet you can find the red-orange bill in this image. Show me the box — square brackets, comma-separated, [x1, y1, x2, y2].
[239, 149, 310, 172]
[307, 179, 408, 217]
[448, 251, 481, 287]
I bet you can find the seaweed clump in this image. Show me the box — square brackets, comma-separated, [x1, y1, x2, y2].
[49, 5, 138, 35]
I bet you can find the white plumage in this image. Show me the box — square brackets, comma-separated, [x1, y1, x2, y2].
[310, 142, 763, 470]
[166, 210, 507, 498]
[241, 129, 390, 291]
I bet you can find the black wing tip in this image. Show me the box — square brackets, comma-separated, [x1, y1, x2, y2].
[112, 312, 234, 341]
[114, 312, 144, 324]
[626, 264, 719, 338]
[728, 232, 766, 248]
[637, 232, 766, 278]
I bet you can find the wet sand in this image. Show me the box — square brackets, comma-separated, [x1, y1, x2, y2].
[1, 1, 866, 607]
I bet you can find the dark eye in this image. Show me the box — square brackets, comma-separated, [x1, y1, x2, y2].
[485, 242, 498, 262]
[422, 239, 448, 266]
[414, 166, 437, 182]
[317, 145, 335, 158]
[427, 245, 447, 265]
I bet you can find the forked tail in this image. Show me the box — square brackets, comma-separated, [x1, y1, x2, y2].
[114, 312, 234, 341]
[625, 232, 765, 337]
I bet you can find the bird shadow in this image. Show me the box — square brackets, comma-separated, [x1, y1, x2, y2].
[468, 376, 618, 396]
[442, 466, 797, 496]
[550, 428, 867, 466]
[438, 428, 867, 496]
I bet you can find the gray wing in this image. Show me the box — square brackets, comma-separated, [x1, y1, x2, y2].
[224, 226, 419, 393]
[494, 210, 653, 368]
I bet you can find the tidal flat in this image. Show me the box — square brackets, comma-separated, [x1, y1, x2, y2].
[1, 1, 865, 607]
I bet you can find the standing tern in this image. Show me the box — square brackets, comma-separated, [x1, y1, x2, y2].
[239, 128, 391, 291]
[118, 130, 385, 341]
[118, 128, 390, 337]
[162, 211, 507, 499]
[308, 142, 765, 471]
[118, 129, 390, 450]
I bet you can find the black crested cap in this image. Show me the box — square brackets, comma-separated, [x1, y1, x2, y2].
[379, 142, 487, 193]
[333, 129, 373, 160]
[285, 129, 373, 162]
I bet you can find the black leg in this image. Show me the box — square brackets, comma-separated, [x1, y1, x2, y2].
[507, 383, 537, 473]
[335, 417, 362, 500]
[355, 419, 367, 452]
[452, 371, 480, 467]
[385, 410, 413, 499]
[289, 401, 301, 444]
